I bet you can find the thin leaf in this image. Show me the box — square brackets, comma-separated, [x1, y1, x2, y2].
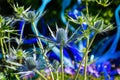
[6, 60, 23, 66]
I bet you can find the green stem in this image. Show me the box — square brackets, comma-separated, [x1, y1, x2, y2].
[84, 52, 88, 80]
[15, 74, 20, 80]
[86, 0, 89, 17]
[0, 38, 5, 60]
[8, 33, 11, 53]
[60, 45, 64, 80]
[20, 21, 25, 43]
[3, 39, 8, 54]
[84, 37, 89, 80]
[34, 69, 47, 80]
[44, 51, 54, 80]
[88, 32, 97, 49]
[74, 32, 97, 80]
[32, 22, 43, 50]
[56, 69, 59, 80]
[16, 21, 25, 49]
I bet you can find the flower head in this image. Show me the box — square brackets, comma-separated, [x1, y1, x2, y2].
[56, 28, 68, 44]
[47, 23, 81, 46]
[25, 57, 37, 70]
[12, 3, 30, 18]
[45, 23, 83, 69]
[0, 15, 15, 40]
[23, 11, 40, 23]
[17, 49, 47, 79]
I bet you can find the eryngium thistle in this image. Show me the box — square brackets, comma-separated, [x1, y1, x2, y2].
[56, 28, 68, 44]
[27, 11, 35, 20]
[25, 57, 36, 70]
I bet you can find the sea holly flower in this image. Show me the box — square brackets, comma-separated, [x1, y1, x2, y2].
[96, 0, 113, 7]
[6, 37, 30, 61]
[0, 15, 14, 34]
[12, 3, 31, 18]
[17, 51, 47, 79]
[6, 48, 28, 61]
[47, 23, 82, 46]
[68, 12, 94, 39]
[16, 0, 51, 44]
[56, 28, 68, 45]
[70, 11, 114, 34]
[40, 23, 83, 68]
[14, 6, 45, 49]
[93, 19, 114, 33]
[23, 11, 41, 23]
[25, 57, 40, 70]
[69, 13, 114, 58]
[0, 48, 25, 71]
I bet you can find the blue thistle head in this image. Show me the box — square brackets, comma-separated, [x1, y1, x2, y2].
[27, 11, 36, 19]
[23, 11, 40, 22]
[56, 28, 68, 45]
[25, 57, 37, 70]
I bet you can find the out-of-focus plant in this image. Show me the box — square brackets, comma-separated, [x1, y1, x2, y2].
[11, 3, 31, 19]
[0, 15, 16, 60]
[96, 0, 113, 7]
[0, 72, 6, 80]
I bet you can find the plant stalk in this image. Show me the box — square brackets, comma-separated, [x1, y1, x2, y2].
[34, 69, 47, 80]
[44, 51, 54, 80]
[74, 32, 97, 80]
[60, 45, 64, 80]
[86, 0, 89, 17]
[0, 38, 5, 60]
[32, 22, 43, 50]
[84, 37, 89, 80]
